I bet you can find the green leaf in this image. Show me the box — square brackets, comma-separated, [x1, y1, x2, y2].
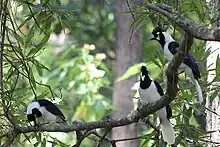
[34, 142, 40, 147]
[116, 63, 146, 82]
[58, 104, 73, 111]
[36, 133, 41, 142]
[209, 90, 218, 103]
[25, 24, 35, 48]
[155, 49, 165, 65]
[186, 107, 192, 118]
[146, 54, 162, 69]
[18, 15, 32, 30]
[57, 139, 70, 147]
[32, 58, 50, 71]
[141, 133, 155, 147]
[27, 32, 51, 57]
[29, 69, 37, 89]
[13, 33, 24, 46]
[129, 14, 146, 29]
[41, 138, 46, 147]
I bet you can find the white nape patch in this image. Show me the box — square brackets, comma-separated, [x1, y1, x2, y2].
[162, 32, 175, 42]
[141, 75, 145, 81]
[26, 102, 40, 114]
[156, 36, 160, 40]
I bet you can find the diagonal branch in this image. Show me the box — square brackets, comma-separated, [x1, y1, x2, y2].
[134, 1, 220, 41]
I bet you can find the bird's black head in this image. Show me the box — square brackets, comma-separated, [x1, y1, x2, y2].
[32, 108, 42, 117]
[141, 66, 148, 75]
[140, 66, 152, 89]
[140, 66, 149, 81]
[150, 26, 166, 47]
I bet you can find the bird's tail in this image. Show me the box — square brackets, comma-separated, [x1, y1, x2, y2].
[194, 79, 203, 104]
[161, 119, 175, 145]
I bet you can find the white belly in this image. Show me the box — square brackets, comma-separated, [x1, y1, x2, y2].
[138, 83, 161, 104]
[138, 83, 167, 120]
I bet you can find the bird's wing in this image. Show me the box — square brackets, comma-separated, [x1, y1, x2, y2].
[153, 81, 164, 96]
[168, 41, 200, 79]
[168, 41, 179, 54]
[183, 54, 201, 79]
[37, 99, 66, 122]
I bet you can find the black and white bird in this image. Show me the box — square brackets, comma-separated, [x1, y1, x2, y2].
[150, 26, 203, 104]
[132, 66, 175, 144]
[26, 99, 66, 125]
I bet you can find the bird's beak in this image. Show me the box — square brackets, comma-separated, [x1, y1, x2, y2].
[149, 34, 156, 40]
[150, 37, 156, 40]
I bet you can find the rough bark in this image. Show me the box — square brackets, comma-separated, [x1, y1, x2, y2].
[112, 0, 141, 146]
[206, 41, 220, 147]
[134, 1, 220, 41]
[206, 0, 220, 146]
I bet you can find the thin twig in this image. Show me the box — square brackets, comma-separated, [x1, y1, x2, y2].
[73, 130, 93, 147]
[126, 0, 136, 20]
[97, 128, 112, 147]
[142, 118, 160, 132]
[1, 132, 18, 147]
[4, 55, 54, 98]
[26, 1, 46, 34]
[126, 0, 137, 43]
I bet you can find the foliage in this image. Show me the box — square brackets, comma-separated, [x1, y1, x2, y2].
[118, 0, 220, 146]
[1, 0, 114, 146]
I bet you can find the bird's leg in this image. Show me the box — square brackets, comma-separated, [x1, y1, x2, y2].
[33, 117, 41, 128]
[34, 118, 37, 127]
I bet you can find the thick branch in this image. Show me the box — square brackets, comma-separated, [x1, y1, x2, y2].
[135, 1, 220, 41]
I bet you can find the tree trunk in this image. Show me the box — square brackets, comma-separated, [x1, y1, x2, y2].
[206, 0, 220, 145]
[112, 0, 141, 147]
[206, 41, 220, 146]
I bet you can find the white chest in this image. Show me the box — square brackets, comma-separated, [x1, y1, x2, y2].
[139, 83, 161, 104]
[164, 43, 174, 62]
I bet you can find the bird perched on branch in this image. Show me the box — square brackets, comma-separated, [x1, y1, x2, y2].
[150, 26, 203, 104]
[25, 99, 66, 125]
[132, 66, 175, 144]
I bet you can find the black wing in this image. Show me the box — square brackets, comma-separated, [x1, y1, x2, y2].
[166, 105, 172, 119]
[154, 81, 173, 119]
[168, 41, 200, 80]
[183, 54, 201, 80]
[168, 41, 179, 54]
[153, 81, 164, 96]
[36, 99, 66, 122]
[154, 81, 172, 119]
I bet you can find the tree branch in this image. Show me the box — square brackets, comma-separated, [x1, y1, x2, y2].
[12, 33, 193, 142]
[134, 1, 220, 41]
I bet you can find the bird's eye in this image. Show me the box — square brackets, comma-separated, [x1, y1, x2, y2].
[156, 32, 160, 35]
